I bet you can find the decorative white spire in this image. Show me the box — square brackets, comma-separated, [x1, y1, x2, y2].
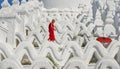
[105, 11, 114, 24]
[1, 0, 10, 8]
[94, 10, 103, 26]
[12, 0, 19, 4]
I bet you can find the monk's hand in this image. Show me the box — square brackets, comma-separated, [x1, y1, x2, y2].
[54, 29, 56, 31]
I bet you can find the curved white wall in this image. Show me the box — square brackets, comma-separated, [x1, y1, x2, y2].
[42, 0, 82, 9]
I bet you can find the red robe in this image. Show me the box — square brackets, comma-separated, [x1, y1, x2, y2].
[48, 22, 55, 41]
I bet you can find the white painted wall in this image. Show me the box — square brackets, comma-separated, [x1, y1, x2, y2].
[42, 0, 82, 9]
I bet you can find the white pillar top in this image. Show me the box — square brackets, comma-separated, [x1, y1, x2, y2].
[1, 0, 10, 8]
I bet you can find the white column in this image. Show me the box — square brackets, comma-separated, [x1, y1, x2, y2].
[7, 17, 16, 48]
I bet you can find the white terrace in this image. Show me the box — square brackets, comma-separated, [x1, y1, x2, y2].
[0, 0, 120, 69]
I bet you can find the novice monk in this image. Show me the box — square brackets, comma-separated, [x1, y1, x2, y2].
[48, 19, 55, 41]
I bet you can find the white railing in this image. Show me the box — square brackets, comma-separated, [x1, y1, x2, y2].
[0, 39, 120, 69]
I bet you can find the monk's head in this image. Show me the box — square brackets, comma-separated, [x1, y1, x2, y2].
[52, 19, 55, 23]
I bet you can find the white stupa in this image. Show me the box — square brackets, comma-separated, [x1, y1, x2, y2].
[42, 0, 82, 9]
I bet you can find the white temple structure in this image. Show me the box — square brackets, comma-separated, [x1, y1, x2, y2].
[0, 0, 120, 69]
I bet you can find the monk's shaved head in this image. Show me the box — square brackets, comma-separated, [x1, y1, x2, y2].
[52, 19, 55, 23]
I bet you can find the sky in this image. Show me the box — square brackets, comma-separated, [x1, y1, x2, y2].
[0, 0, 29, 9]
